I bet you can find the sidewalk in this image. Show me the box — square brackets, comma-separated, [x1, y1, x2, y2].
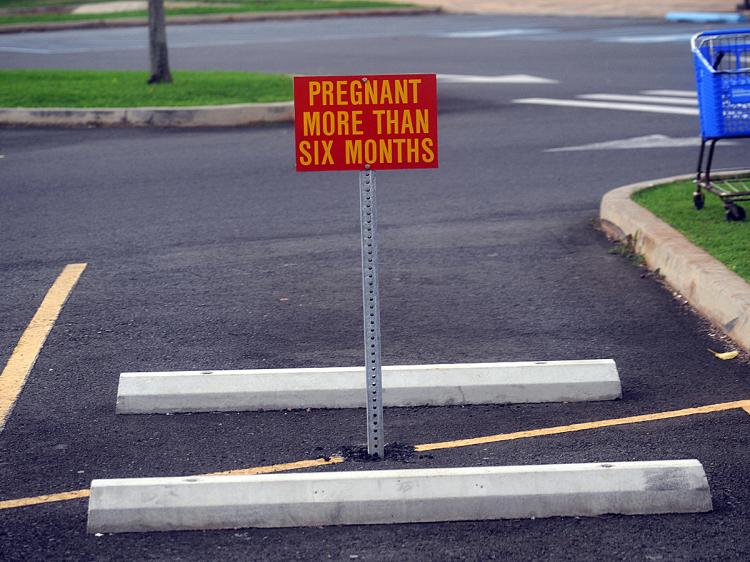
[404, 0, 746, 17]
[0, 7, 439, 34]
[1, 0, 744, 35]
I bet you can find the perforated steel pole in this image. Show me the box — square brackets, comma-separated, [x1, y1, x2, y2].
[359, 168, 384, 458]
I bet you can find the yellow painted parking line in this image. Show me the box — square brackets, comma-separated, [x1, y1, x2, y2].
[0, 263, 87, 431]
[416, 399, 750, 452]
[206, 456, 345, 476]
[0, 456, 344, 511]
[2, 400, 749, 512]
[0, 489, 91, 510]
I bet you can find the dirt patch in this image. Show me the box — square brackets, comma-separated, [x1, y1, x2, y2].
[338, 442, 434, 463]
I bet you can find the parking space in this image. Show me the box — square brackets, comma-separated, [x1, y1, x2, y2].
[2, 13, 750, 560]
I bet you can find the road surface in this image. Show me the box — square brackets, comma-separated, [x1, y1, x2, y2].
[1, 13, 749, 561]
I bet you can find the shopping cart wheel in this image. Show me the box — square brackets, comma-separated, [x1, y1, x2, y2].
[725, 203, 746, 222]
[693, 192, 705, 210]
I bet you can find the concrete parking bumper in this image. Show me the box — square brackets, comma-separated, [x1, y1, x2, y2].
[86, 460, 712, 533]
[116, 359, 622, 414]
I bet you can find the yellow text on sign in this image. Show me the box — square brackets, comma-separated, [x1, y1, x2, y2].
[307, 78, 423, 107]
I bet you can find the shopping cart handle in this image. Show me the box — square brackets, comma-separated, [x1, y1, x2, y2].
[692, 28, 750, 40]
[692, 29, 750, 72]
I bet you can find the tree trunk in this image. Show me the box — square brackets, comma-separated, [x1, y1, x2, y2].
[147, 0, 172, 84]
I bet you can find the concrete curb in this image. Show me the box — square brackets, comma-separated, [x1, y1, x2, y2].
[0, 101, 293, 128]
[0, 72, 558, 128]
[86, 460, 712, 533]
[116, 359, 622, 414]
[664, 11, 747, 23]
[0, 7, 441, 34]
[600, 172, 750, 353]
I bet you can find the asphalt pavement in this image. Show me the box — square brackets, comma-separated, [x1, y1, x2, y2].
[1, 13, 750, 561]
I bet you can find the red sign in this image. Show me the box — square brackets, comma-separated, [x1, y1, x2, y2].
[294, 74, 438, 172]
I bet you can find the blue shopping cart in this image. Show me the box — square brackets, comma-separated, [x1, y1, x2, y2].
[692, 28, 750, 221]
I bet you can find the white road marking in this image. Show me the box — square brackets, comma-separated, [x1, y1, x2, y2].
[546, 134, 703, 152]
[642, 89, 697, 98]
[600, 33, 695, 44]
[438, 74, 558, 84]
[513, 98, 699, 116]
[441, 29, 552, 39]
[579, 93, 698, 106]
[0, 47, 53, 54]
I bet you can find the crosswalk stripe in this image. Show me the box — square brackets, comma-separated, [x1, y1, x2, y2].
[513, 98, 699, 116]
[0, 47, 53, 54]
[579, 93, 698, 106]
[438, 74, 558, 84]
[546, 134, 702, 152]
[440, 29, 551, 39]
[600, 33, 695, 44]
[642, 89, 697, 98]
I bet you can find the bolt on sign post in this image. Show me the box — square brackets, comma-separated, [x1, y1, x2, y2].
[294, 74, 439, 457]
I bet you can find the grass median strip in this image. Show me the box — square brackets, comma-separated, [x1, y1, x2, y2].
[0, 69, 292, 108]
[633, 179, 750, 282]
[0, 0, 414, 26]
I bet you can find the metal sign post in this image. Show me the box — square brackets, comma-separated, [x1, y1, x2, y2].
[359, 168, 384, 458]
[293, 74, 438, 459]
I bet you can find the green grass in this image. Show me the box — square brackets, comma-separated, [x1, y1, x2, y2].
[633, 179, 750, 282]
[0, 69, 293, 107]
[0, 0, 411, 25]
[0, 0, 90, 8]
